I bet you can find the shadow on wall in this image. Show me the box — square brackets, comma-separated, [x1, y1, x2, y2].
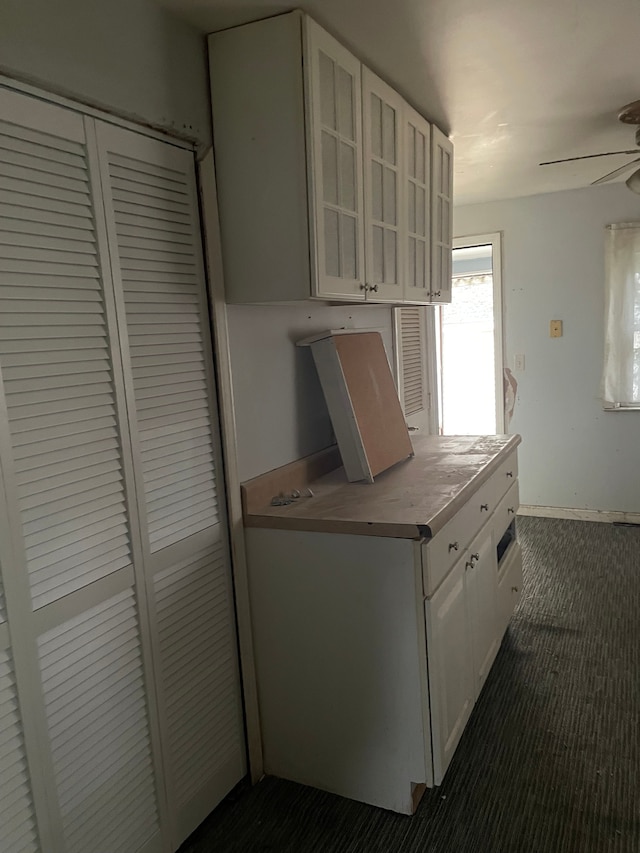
[190, 0, 447, 130]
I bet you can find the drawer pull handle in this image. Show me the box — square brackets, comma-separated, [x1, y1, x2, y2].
[448, 542, 458, 552]
[506, 471, 513, 478]
[507, 507, 515, 515]
[465, 560, 475, 570]
[470, 553, 480, 565]
[480, 503, 489, 512]
[511, 586, 519, 593]
[370, 284, 379, 293]
[360, 283, 368, 291]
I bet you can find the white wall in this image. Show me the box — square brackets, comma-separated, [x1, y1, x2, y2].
[1, 0, 211, 144]
[455, 183, 640, 513]
[227, 304, 394, 482]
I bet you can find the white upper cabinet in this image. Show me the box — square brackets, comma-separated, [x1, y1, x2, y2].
[404, 105, 432, 303]
[306, 19, 365, 299]
[362, 69, 404, 301]
[430, 126, 454, 303]
[208, 12, 453, 305]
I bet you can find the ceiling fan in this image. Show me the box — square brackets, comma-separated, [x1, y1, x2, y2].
[539, 100, 640, 192]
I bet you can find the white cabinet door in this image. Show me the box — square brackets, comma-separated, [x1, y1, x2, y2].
[465, 529, 500, 697]
[404, 106, 431, 304]
[362, 69, 404, 302]
[497, 540, 523, 638]
[305, 18, 365, 300]
[430, 126, 453, 303]
[425, 559, 474, 785]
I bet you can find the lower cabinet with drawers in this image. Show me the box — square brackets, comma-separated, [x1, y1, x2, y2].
[245, 445, 522, 814]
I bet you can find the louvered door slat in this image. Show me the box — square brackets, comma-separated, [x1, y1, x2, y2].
[38, 589, 159, 853]
[398, 306, 427, 417]
[117, 179, 217, 554]
[155, 545, 243, 809]
[0, 106, 132, 613]
[0, 649, 39, 852]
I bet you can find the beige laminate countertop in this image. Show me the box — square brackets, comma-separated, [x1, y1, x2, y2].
[242, 434, 521, 540]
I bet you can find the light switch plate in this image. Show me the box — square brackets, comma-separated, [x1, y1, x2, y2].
[550, 320, 563, 338]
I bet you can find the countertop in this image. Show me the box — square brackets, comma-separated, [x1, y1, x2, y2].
[242, 434, 521, 540]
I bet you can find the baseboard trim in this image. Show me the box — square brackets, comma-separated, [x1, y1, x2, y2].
[518, 505, 640, 525]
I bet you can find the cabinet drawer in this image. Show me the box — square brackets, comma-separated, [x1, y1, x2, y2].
[421, 501, 475, 597]
[497, 540, 523, 636]
[493, 480, 520, 543]
[469, 450, 518, 531]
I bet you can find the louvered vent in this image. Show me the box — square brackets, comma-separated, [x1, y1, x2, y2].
[38, 588, 159, 853]
[0, 648, 40, 853]
[399, 306, 426, 415]
[107, 152, 218, 552]
[155, 542, 242, 806]
[0, 119, 131, 609]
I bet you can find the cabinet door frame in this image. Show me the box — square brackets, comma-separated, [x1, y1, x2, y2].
[465, 527, 500, 697]
[362, 68, 405, 302]
[430, 126, 454, 303]
[304, 17, 366, 301]
[403, 104, 432, 304]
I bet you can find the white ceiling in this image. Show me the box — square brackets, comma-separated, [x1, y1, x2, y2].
[158, 0, 640, 205]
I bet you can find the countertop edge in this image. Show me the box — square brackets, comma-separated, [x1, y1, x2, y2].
[244, 513, 420, 539]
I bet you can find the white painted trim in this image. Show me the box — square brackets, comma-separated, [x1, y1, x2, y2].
[425, 308, 441, 435]
[197, 149, 264, 783]
[0, 74, 195, 150]
[518, 505, 640, 525]
[452, 232, 505, 433]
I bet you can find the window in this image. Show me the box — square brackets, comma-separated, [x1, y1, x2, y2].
[602, 223, 640, 409]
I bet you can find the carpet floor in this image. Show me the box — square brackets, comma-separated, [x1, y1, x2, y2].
[180, 517, 640, 853]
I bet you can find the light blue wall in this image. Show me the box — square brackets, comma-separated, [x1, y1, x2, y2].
[455, 183, 640, 513]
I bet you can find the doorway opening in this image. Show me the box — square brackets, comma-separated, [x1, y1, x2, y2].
[436, 233, 504, 435]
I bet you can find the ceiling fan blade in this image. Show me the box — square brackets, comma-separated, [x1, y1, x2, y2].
[539, 150, 640, 166]
[592, 157, 640, 185]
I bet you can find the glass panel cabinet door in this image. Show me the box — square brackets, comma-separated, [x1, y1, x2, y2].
[305, 18, 365, 299]
[362, 69, 404, 302]
[404, 105, 431, 304]
[430, 126, 454, 304]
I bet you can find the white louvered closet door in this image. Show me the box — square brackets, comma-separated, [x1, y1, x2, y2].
[95, 122, 246, 848]
[0, 472, 39, 853]
[0, 87, 166, 853]
[394, 306, 432, 434]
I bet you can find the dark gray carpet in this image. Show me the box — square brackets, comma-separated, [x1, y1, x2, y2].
[181, 517, 640, 853]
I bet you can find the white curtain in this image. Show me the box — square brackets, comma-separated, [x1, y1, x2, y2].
[601, 223, 640, 407]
